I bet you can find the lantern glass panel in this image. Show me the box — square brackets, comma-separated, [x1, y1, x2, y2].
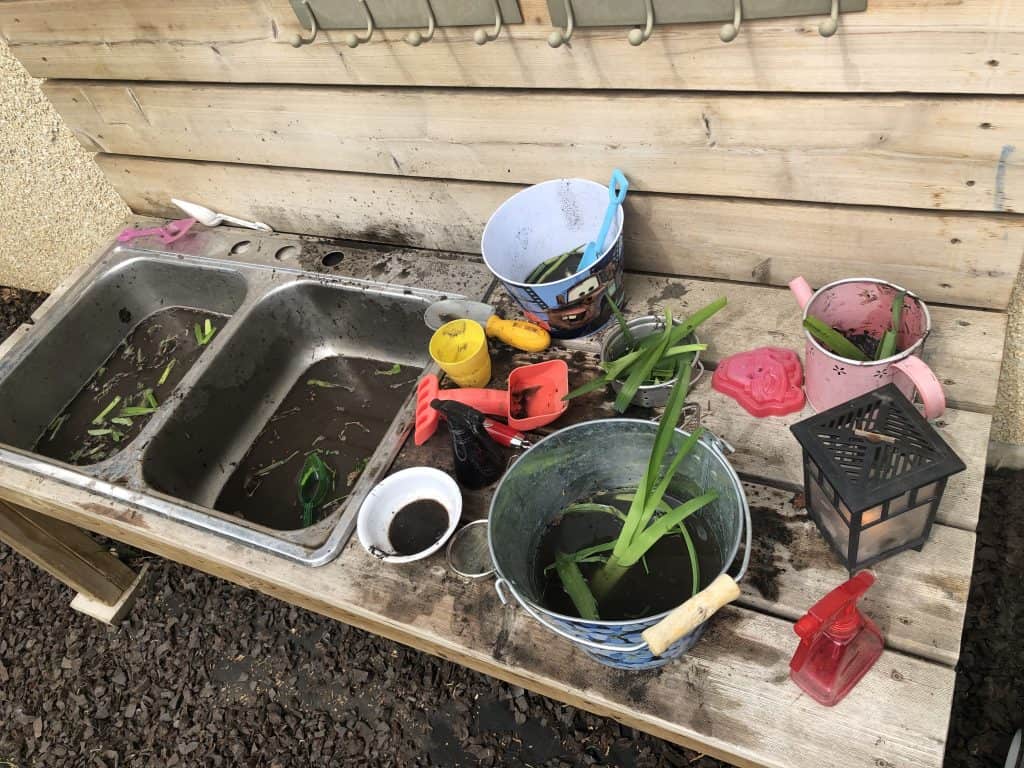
[916, 481, 941, 502]
[856, 502, 932, 565]
[888, 489, 913, 516]
[837, 498, 851, 522]
[861, 504, 884, 526]
[810, 476, 849, 557]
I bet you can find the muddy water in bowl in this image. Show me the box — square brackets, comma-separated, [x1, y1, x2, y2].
[357, 467, 461, 563]
[388, 499, 450, 555]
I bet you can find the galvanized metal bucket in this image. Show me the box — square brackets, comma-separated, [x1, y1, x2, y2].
[601, 315, 705, 409]
[488, 419, 751, 670]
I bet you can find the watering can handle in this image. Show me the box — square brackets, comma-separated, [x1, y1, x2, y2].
[789, 276, 814, 310]
[642, 490, 753, 657]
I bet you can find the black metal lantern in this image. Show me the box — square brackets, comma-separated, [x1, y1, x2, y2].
[790, 384, 965, 572]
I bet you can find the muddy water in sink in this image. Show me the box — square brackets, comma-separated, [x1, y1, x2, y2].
[215, 356, 420, 531]
[34, 307, 223, 466]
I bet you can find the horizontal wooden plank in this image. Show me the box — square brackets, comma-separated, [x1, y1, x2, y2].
[47, 81, 1024, 213]
[395, 345, 975, 666]
[0, 461, 955, 768]
[2, 0, 1022, 94]
[98, 155, 1021, 309]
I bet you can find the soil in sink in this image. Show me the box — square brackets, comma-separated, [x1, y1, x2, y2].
[34, 307, 223, 466]
[215, 356, 421, 531]
[532, 490, 722, 622]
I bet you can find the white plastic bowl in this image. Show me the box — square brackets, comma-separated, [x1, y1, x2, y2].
[357, 467, 461, 564]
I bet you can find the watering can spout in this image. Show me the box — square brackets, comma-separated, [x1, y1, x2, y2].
[789, 276, 814, 310]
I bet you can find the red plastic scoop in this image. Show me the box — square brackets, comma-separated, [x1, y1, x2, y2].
[415, 359, 568, 445]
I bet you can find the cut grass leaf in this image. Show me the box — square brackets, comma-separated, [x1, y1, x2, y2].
[590, 362, 698, 600]
[111, 417, 133, 427]
[92, 396, 122, 425]
[563, 375, 612, 402]
[526, 245, 584, 284]
[803, 316, 869, 362]
[254, 450, 300, 478]
[565, 297, 724, 406]
[143, 389, 159, 409]
[46, 414, 69, 442]
[157, 359, 176, 386]
[307, 378, 352, 390]
[876, 290, 907, 360]
[876, 330, 897, 361]
[562, 502, 627, 523]
[88, 428, 113, 437]
[193, 319, 217, 346]
[606, 293, 635, 347]
[613, 309, 674, 413]
[679, 522, 701, 598]
[119, 406, 156, 417]
[375, 363, 402, 376]
[554, 553, 599, 621]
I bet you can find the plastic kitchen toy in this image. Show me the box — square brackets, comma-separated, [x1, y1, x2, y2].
[789, 572, 884, 706]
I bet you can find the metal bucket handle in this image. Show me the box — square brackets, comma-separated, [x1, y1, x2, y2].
[494, 432, 752, 655]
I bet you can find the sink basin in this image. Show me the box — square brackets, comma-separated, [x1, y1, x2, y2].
[143, 280, 432, 547]
[0, 258, 245, 459]
[0, 228, 461, 565]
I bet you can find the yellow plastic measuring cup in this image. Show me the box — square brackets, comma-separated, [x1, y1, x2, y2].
[429, 319, 491, 388]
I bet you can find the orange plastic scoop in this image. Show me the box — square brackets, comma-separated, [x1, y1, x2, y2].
[414, 359, 569, 445]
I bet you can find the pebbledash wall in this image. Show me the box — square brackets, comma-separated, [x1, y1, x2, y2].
[0, 1, 1022, 447]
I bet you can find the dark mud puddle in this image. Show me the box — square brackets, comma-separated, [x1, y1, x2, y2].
[33, 307, 222, 465]
[215, 356, 420, 531]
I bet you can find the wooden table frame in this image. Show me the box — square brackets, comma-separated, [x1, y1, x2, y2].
[0, 221, 1008, 768]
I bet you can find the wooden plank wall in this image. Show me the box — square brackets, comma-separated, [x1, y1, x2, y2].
[1, 0, 1022, 312]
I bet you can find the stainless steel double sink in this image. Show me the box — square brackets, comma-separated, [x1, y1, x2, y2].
[0, 228, 460, 565]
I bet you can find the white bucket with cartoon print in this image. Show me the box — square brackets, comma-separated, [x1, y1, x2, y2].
[481, 179, 626, 340]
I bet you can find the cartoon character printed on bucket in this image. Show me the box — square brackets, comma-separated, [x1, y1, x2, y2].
[519, 255, 625, 337]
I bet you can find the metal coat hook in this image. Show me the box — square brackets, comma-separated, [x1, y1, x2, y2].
[406, 0, 436, 45]
[548, 0, 574, 48]
[289, 0, 319, 47]
[720, 0, 742, 42]
[819, 0, 839, 36]
[627, 0, 654, 45]
[345, 0, 375, 48]
[473, 0, 503, 45]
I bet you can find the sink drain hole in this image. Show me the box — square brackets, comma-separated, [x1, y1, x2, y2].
[230, 240, 251, 255]
[322, 251, 344, 267]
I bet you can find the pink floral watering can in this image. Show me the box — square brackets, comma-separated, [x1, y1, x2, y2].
[789, 277, 946, 419]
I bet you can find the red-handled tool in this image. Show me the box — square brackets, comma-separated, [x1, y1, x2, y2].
[482, 418, 532, 449]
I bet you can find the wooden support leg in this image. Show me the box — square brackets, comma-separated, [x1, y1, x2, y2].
[0, 500, 140, 615]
